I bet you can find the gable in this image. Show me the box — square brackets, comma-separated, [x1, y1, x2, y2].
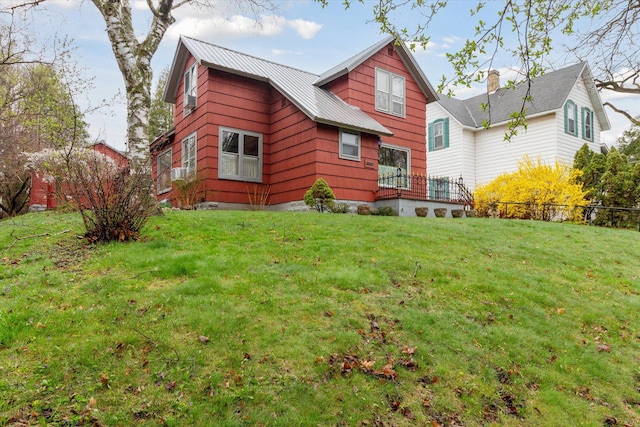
[314, 36, 438, 104]
[437, 62, 610, 132]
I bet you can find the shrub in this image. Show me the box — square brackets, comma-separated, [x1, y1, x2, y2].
[303, 178, 335, 212]
[173, 172, 204, 209]
[27, 147, 157, 242]
[372, 206, 396, 216]
[330, 202, 350, 213]
[474, 156, 587, 221]
[357, 204, 371, 215]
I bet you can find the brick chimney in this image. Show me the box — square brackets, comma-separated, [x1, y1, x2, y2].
[487, 70, 500, 93]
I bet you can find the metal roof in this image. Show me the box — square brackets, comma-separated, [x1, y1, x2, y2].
[438, 62, 610, 131]
[164, 36, 394, 136]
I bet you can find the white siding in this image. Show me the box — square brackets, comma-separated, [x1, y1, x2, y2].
[427, 102, 465, 180]
[427, 71, 607, 192]
[556, 77, 601, 163]
[474, 114, 558, 189]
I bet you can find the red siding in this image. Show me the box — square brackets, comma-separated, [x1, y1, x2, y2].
[154, 42, 429, 208]
[324, 43, 428, 176]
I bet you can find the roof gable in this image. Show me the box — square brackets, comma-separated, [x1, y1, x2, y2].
[438, 62, 610, 131]
[163, 36, 395, 136]
[314, 36, 438, 103]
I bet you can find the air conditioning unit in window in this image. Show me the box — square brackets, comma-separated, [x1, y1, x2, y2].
[170, 167, 188, 182]
[184, 94, 196, 110]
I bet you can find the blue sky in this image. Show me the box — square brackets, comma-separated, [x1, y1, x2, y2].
[24, 0, 637, 151]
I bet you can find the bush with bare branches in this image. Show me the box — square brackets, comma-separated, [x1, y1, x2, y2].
[27, 146, 157, 242]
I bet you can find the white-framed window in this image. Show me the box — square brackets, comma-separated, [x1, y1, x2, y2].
[378, 144, 410, 188]
[157, 149, 172, 194]
[182, 132, 197, 175]
[564, 100, 577, 136]
[184, 63, 197, 114]
[219, 127, 262, 182]
[339, 129, 360, 161]
[428, 118, 449, 151]
[582, 107, 594, 141]
[375, 68, 405, 117]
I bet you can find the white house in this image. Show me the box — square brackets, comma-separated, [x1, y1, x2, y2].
[427, 62, 611, 191]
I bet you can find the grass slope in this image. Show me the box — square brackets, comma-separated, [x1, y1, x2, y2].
[1, 210, 639, 426]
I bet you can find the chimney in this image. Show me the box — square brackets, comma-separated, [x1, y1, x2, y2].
[487, 70, 500, 93]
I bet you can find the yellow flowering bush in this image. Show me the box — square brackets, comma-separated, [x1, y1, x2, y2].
[474, 156, 587, 221]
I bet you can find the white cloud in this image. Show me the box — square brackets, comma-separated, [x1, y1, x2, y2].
[440, 36, 463, 49]
[286, 19, 322, 40]
[166, 14, 287, 41]
[404, 40, 437, 55]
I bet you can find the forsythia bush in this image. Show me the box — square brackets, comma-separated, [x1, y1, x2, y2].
[474, 156, 587, 221]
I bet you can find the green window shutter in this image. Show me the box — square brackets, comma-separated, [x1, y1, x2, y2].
[564, 102, 569, 134]
[428, 122, 434, 152]
[581, 107, 586, 139]
[444, 118, 450, 148]
[428, 178, 435, 199]
[444, 178, 450, 199]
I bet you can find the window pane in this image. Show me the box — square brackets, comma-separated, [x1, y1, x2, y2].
[341, 131, 359, 158]
[244, 135, 259, 156]
[378, 146, 407, 169]
[221, 153, 239, 175]
[392, 76, 404, 97]
[222, 131, 239, 153]
[392, 98, 403, 115]
[243, 157, 259, 178]
[376, 69, 389, 91]
[343, 144, 359, 157]
[376, 92, 389, 110]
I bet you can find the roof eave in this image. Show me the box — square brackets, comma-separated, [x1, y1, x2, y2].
[395, 44, 440, 103]
[315, 118, 393, 137]
[581, 64, 612, 131]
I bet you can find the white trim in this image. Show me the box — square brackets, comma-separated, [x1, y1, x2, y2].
[181, 132, 197, 175]
[218, 126, 263, 183]
[157, 148, 172, 194]
[378, 143, 411, 188]
[183, 63, 197, 116]
[339, 129, 361, 161]
[375, 67, 406, 118]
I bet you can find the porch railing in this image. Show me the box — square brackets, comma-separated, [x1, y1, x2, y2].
[377, 173, 474, 207]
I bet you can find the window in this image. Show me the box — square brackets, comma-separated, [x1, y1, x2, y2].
[219, 127, 262, 182]
[429, 177, 450, 200]
[339, 129, 360, 160]
[184, 63, 197, 114]
[157, 149, 172, 194]
[182, 132, 197, 174]
[564, 100, 577, 136]
[375, 68, 405, 117]
[428, 118, 449, 151]
[582, 107, 594, 141]
[378, 144, 410, 188]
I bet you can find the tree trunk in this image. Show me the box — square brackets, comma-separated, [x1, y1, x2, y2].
[91, 0, 175, 166]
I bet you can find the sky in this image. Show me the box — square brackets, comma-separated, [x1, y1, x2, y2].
[15, 0, 638, 152]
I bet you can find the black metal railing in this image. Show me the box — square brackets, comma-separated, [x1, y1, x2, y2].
[377, 173, 474, 207]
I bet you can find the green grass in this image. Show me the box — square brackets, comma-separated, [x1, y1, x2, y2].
[1, 210, 639, 426]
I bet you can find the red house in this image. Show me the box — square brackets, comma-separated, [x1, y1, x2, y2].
[151, 36, 439, 211]
[29, 141, 128, 211]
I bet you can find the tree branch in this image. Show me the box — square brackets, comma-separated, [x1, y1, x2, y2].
[603, 102, 640, 126]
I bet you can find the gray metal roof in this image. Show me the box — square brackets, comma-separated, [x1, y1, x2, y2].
[164, 36, 394, 136]
[438, 62, 610, 131]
